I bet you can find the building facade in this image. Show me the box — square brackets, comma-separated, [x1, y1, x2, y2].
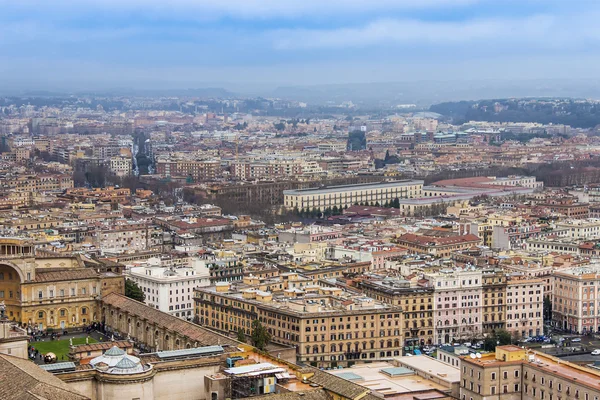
[195, 279, 404, 368]
[283, 180, 424, 211]
[0, 238, 124, 330]
[505, 276, 544, 339]
[552, 264, 600, 334]
[426, 268, 483, 345]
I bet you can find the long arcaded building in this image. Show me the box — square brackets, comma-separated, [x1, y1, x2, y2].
[283, 180, 424, 211]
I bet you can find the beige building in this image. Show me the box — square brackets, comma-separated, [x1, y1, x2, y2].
[552, 264, 600, 334]
[482, 269, 506, 334]
[283, 180, 424, 211]
[359, 278, 434, 346]
[195, 276, 404, 367]
[461, 345, 600, 400]
[0, 238, 124, 330]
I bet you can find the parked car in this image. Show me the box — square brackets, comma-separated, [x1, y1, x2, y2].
[572, 338, 582, 342]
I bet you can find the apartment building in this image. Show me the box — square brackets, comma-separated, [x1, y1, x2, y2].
[359, 278, 434, 346]
[95, 223, 163, 255]
[283, 180, 424, 211]
[155, 157, 221, 182]
[505, 275, 544, 339]
[552, 264, 600, 334]
[231, 159, 308, 180]
[396, 233, 482, 258]
[555, 220, 600, 239]
[127, 258, 211, 319]
[482, 269, 506, 333]
[1, 174, 73, 192]
[194, 275, 404, 367]
[426, 268, 483, 344]
[461, 345, 600, 400]
[109, 156, 132, 177]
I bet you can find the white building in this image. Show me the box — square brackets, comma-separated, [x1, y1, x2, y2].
[127, 258, 210, 319]
[109, 156, 132, 177]
[555, 219, 600, 239]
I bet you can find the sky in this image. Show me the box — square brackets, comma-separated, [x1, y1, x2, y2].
[1, 0, 600, 91]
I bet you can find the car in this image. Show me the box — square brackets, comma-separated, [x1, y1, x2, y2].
[592, 349, 600, 355]
[572, 338, 582, 342]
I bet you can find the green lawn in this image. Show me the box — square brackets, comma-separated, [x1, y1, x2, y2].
[30, 337, 98, 361]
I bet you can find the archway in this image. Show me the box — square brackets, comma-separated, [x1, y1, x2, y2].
[0, 263, 24, 322]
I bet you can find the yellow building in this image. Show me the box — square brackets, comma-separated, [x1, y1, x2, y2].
[0, 238, 124, 330]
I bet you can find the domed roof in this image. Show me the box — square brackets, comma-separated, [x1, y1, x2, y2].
[115, 357, 138, 369]
[104, 346, 126, 357]
[90, 345, 146, 375]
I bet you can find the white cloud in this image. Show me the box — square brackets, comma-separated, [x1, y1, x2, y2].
[269, 14, 587, 50]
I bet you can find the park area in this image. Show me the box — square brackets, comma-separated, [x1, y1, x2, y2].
[30, 337, 98, 362]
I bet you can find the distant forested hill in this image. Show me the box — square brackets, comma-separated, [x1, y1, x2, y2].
[430, 99, 600, 128]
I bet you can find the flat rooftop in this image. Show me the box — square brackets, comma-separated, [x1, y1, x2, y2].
[395, 355, 461, 384]
[328, 362, 448, 396]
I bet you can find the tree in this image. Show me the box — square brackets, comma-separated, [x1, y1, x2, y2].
[125, 279, 145, 302]
[237, 328, 246, 343]
[543, 296, 552, 321]
[496, 329, 512, 345]
[251, 320, 271, 350]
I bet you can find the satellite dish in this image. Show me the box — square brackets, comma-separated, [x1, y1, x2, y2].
[470, 353, 477, 359]
[476, 353, 482, 358]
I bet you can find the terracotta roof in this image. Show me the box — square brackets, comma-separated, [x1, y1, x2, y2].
[251, 389, 332, 400]
[430, 177, 492, 186]
[0, 353, 90, 400]
[102, 293, 239, 347]
[397, 233, 481, 246]
[308, 368, 370, 400]
[35, 269, 99, 283]
[70, 340, 132, 354]
[159, 218, 233, 229]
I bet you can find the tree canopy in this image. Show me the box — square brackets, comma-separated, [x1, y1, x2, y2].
[251, 320, 271, 350]
[125, 279, 145, 302]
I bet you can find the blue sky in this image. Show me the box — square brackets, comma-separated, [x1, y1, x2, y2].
[1, 0, 599, 90]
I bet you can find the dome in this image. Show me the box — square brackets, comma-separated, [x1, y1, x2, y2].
[90, 346, 148, 375]
[104, 346, 126, 356]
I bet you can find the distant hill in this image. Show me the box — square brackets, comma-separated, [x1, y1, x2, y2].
[430, 98, 600, 129]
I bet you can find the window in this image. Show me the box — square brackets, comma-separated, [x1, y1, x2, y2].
[491, 372, 496, 380]
[491, 386, 496, 395]
[38, 291, 43, 299]
[38, 312, 43, 318]
[503, 371, 508, 379]
[515, 384, 520, 392]
[515, 370, 520, 378]
[503, 385, 508, 394]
